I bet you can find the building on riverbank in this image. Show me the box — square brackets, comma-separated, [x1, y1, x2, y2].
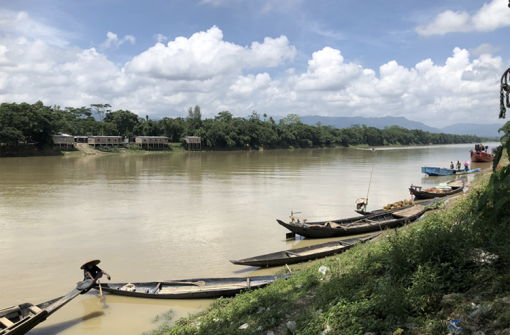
[52, 134, 75, 150]
[87, 136, 123, 147]
[182, 136, 201, 150]
[74, 136, 88, 143]
[132, 136, 169, 148]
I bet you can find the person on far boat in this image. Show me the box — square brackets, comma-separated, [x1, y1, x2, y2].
[81, 259, 111, 283]
[450, 161, 454, 169]
[456, 161, 461, 171]
[464, 160, 469, 172]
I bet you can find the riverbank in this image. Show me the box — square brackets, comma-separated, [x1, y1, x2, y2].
[146, 155, 510, 335]
[0, 141, 494, 158]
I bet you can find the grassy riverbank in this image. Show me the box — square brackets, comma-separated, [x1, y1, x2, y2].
[146, 153, 509, 334]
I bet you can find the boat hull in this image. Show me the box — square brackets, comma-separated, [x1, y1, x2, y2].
[409, 180, 464, 200]
[230, 233, 379, 267]
[94, 275, 291, 299]
[471, 151, 494, 162]
[455, 168, 480, 175]
[421, 167, 457, 176]
[0, 283, 90, 335]
[277, 199, 439, 238]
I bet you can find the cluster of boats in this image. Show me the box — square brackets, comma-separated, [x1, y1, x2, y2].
[421, 145, 493, 177]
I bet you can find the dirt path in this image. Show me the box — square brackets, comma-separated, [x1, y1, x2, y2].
[75, 143, 101, 155]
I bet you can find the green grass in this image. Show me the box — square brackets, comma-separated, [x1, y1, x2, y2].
[146, 167, 510, 335]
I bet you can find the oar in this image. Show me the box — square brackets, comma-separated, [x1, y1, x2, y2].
[97, 280, 107, 308]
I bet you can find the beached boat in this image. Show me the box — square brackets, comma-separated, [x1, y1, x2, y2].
[354, 198, 441, 216]
[230, 233, 379, 267]
[93, 274, 292, 299]
[277, 198, 440, 239]
[455, 168, 480, 175]
[409, 179, 464, 200]
[421, 166, 457, 176]
[0, 280, 93, 335]
[471, 151, 494, 162]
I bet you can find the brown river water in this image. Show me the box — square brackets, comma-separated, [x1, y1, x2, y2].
[0, 144, 496, 334]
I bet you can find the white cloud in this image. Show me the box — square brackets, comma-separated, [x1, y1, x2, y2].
[0, 10, 74, 48]
[470, 43, 502, 56]
[100, 32, 136, 49]
[154, 34, 167, 43]
[416, 0, 510, 36]
[125, 26, 296, 81]
[0, 21, 505, 127]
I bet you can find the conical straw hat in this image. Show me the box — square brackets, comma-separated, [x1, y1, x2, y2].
[80, 259, 100, 269]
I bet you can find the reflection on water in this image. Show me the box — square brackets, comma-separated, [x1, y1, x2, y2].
[0, 143, 498, 334]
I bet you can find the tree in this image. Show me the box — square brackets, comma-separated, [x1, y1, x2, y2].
[90, 103, 112, 135]
[280, 113, 301, 125]
[104, 110, 140, 137]
[186, 105, 202, 133]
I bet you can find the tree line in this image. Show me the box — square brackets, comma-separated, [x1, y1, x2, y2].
[0, 101, 491, 150]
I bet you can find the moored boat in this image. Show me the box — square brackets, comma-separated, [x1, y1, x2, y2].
[0, 280, 93, 335]
[470, 144, 494, 162]
[409, 179, 464, 200]
[355, 198, 441, 216]
[93, 274, 292, 299]
[277, 198, 440, 239]
[230, 232, 379, 267]
[455, 167, 480, 175]
[421, 166, 457, 176]
[471, 151, 494, 162]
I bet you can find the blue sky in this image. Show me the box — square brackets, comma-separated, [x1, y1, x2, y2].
[0, 0, 509, 127]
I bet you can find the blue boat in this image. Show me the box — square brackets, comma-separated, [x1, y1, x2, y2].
[455, 167, 481, 175]
[421, 166, 457, 176]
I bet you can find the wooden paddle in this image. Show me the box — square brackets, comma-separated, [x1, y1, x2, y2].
[97, 280, 107, 307]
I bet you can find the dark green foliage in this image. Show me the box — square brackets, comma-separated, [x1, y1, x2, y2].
[470, 120, 510, 263]
[96, 145, 120, 153]
[104, 110, 140, 136]
[0, 102, 494, 152]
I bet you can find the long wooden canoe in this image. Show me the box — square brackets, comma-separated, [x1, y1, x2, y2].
[409, 179, 464, 200]
[230, 232, 380, 267]
[93, 274, 292, 299]
[0, 280, 93, 335]
[277, 198, 440, 238]
[354, 198, 443, 216]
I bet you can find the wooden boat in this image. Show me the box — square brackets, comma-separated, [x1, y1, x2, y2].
[230, 232, 380, 267]
[355, 198, 441, 216]
[93, 274, 292, 299]
[421, 166, 456, 176]
[409, 179, 464, 200]
[471, 151, 494, 162]
[455, 168, 480, 175]
[0, 280, 93, 335]
[277, 198, 440, 239]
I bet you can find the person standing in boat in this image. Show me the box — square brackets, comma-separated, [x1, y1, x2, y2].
[464, 160, 470, 172]
[81, 259, 111, 283]
[450, 161, 454, 169]
[456, 161, 461, 171]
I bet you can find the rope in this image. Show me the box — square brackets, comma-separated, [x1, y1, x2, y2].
[500, 67, 510, 119]
[366, 149, 377, 201]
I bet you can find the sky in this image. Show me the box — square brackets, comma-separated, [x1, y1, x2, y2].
[0, 0, 509, 128]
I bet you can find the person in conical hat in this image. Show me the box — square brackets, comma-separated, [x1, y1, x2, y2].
[81, 259, 111, 282]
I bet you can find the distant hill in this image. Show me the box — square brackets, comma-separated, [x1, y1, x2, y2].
[294, 115, 502, 138]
